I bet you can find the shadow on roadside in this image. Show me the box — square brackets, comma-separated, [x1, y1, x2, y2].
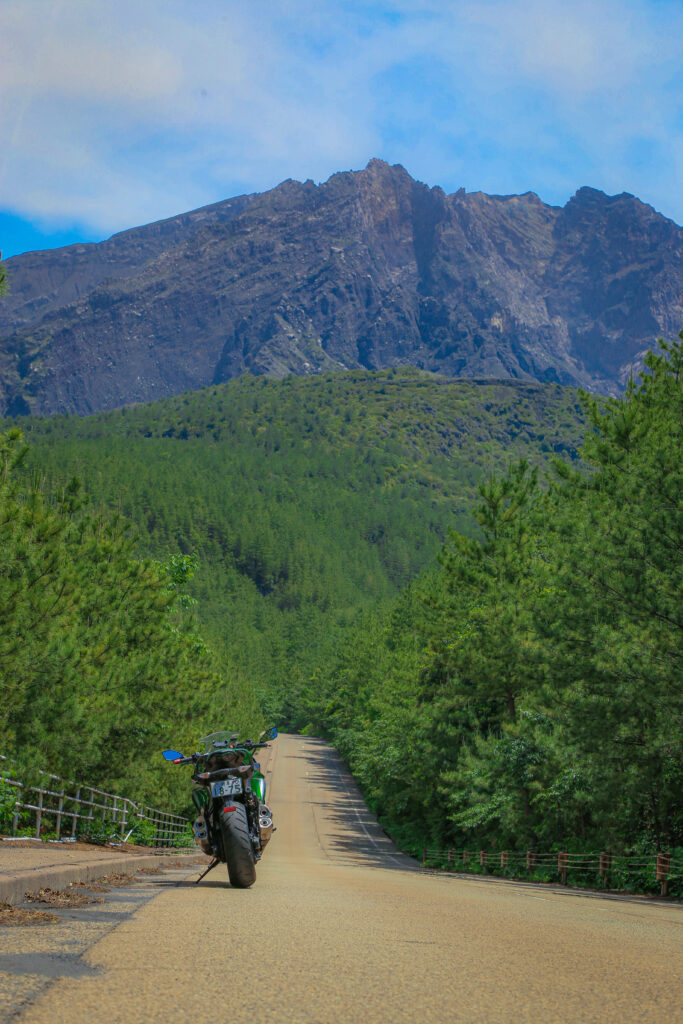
[297, 740, 419, 873]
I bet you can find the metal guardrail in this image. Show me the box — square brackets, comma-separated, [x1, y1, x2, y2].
[417, 846, 683, 897]
[0, 754, 189, 847]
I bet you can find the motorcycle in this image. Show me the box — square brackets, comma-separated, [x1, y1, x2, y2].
[162, 727, 278, 888]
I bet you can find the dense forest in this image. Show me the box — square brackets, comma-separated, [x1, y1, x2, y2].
[292, 338, 682, 860]
[9, 370, 583, 726]
[1, 338, 680, 866]
[0, 427, 262, 810]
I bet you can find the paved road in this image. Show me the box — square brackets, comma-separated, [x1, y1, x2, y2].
[4, 735, 682, 1023]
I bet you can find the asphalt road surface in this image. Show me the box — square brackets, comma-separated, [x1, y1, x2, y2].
[4, 735, 682, 1023]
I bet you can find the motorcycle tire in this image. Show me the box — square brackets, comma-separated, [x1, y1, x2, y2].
[219, 803, 256, 888]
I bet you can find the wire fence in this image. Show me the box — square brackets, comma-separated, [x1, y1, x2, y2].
[0, 753, 189, 847]
[416, 846, 683, 897]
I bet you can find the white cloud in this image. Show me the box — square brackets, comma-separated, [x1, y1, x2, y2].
[457, 0, 658, 94]
[0, 0, 681, 234]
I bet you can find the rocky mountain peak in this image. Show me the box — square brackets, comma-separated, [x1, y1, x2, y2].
[1, 162, 681, 416]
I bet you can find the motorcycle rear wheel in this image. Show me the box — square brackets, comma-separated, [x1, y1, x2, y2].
[219, 803, 256, 888]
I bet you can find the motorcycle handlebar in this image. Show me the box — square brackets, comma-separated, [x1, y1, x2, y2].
[170, 741, 270, 765]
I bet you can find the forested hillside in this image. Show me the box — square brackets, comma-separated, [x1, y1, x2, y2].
[10, 369, 584, 723]
[295, 338, 682, 861]
[4, 344, 680, 864]
[0, 428, 262, 811]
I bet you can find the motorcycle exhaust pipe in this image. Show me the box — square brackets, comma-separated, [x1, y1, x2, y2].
[259, 812, 273, 848]
[193, 816, 212, 857]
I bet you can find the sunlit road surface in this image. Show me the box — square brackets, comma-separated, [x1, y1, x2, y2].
[11, 735, 683, 1024]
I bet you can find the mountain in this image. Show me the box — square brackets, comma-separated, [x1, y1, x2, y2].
[2, 159, 681, 416]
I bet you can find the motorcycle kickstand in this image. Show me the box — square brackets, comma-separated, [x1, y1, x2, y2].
[195, 857, 220, 884]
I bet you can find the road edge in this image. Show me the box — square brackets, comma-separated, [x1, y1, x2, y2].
[0, 851, 206, 906]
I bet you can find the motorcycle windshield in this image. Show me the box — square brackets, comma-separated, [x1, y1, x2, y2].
[198, 730, 240, 754]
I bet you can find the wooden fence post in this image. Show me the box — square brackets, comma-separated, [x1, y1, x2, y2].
[599, 851, 611, 887]
[656, 853, 671, 898]
[12, 785, 21, 836]
[35, 789, 43, 839]
[71, 788, 81, 839]
[500, 851, 509, 874]
[558, 851, 568, 885]
[447, 849, 453, 867]
[479, 850, 487, 869]
[55, 787, 64, 840]
[526, 850, 536, 871]
[462, 850, 469, 865]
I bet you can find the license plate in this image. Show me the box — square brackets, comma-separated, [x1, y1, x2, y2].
[210, 777, 243, 798]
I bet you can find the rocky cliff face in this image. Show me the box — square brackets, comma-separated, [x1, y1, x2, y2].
[1, 160, 681, 415]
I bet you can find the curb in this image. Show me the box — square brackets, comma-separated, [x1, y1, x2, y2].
[0, 851, 205, 906]
[416, 865, 681, 906]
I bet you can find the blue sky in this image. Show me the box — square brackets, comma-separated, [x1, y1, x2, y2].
[1, 0, 681, 258]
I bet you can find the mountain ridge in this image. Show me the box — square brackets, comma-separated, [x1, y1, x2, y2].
[2, 159, 681, 416]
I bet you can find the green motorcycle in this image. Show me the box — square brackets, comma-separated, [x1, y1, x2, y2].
[163, 728, 277, 888]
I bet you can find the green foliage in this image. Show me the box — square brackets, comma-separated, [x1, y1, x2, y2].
[2, 334, 679, 874]
[77, 815, 117, 846]
[539, 335, 683, 849]
[127, 817, 157, 846]
[0, 779, 18, 832]
[0, 428, 263, 810]
[172, 823, 196, 848]
[302, 336, 683, 863]
[9, 370, 584, 734]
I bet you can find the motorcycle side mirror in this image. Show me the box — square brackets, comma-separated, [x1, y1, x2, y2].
[261, 727, 278, 740]
[162, 749, 184, 760]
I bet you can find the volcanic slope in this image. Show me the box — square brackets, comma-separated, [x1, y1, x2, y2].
[14, 368, 585, 696]
[2, 159, 681, 416]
